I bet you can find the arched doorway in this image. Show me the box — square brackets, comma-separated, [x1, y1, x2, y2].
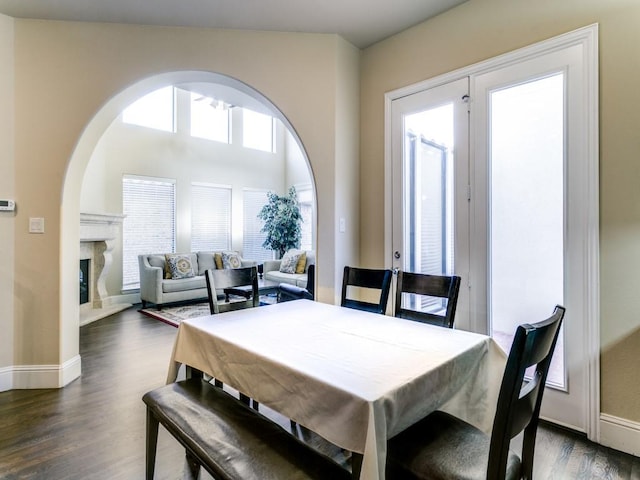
[61, 70, 316, 381]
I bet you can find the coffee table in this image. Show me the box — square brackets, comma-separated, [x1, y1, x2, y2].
[223, 278, 280, 303]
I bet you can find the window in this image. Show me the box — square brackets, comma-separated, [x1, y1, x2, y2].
[297, 187, 313, 251]
[122, 176, 176, 289]
[122, 86, 175, 132]
[243, 189, 275, 262]
[189, 93, 231, 143]
[191, 183, 232, 251]
[243, 108, 275, 152]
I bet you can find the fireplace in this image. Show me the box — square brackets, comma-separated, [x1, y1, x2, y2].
[80, 259, 90, 305]
[80, 212, 130, 325]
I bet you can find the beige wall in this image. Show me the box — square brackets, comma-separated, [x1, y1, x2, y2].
[7, 20, 358, 386]
[360, 0, 640, 422]
[0, 13, 15, 388]
[332, 38, 361, 303]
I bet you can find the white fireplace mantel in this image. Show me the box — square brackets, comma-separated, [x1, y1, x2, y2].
[79, 212, 129, 325]
[80, 212, 125, 242]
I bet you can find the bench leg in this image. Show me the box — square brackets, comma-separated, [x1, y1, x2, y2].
[351, 453, 363, 479]
[186, 366, 204, 380]
[185, 451, 202, 480]
[145, 408, 159, 480]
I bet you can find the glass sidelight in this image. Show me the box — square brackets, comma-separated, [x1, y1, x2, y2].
[488, 73, 565, 388]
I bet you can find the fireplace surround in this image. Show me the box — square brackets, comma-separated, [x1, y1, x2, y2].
[80, 212, 130, 325]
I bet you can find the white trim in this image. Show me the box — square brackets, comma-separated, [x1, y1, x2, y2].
[384, 24, 599, 441]
[385, 24, 599, 101]
[117, 292, 140, 305]
[0, 365, 12, 392]
[582, 26, 601, 444]
[11, 355, 82, 389]
[600, 414, 640, 457]
[60, 355, 82, 387]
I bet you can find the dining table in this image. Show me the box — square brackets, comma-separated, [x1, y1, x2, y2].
[166, 299, 507, 480]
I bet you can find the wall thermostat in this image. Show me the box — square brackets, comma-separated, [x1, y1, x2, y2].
[0, 199, 15, 211]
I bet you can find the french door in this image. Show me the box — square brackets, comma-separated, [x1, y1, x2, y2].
[388, 26, 598, 436]
[390, 78, 470, 329]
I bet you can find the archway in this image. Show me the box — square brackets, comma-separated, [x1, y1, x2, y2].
[61, 70, 316, 382]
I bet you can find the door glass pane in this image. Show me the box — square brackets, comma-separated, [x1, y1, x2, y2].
[489, 73, 565, 388]
[403, 104, 455, 313]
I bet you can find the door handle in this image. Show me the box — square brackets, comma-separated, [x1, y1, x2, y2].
[394, 251, 401, 259]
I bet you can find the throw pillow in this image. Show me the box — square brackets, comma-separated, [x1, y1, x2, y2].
[295, 252, 307, 274]
[280, 249, 303, 274]
[222, 251, 242, 269]
[147, 255, 171, 279]
[214, 252, 223, 269]
[165, 254, 196, 279]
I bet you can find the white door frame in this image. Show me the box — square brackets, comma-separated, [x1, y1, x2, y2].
[384, 24, 599, 441]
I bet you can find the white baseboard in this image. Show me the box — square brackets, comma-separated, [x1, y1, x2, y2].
[600, 413, 640, 457]
[80, 303, 132, 326]
[104, 292, 140, 306]
[0, 365, 12, 392]
[116, 292, 140, 305]
[60, 354, 82, 387]
[80, 293, 136, 326]
[10, 354, 82, 389]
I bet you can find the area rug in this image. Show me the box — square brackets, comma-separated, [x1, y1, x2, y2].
[140, 294, 278, 328]
[140, 302, 211, 327]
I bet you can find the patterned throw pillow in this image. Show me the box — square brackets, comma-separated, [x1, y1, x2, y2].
[280, 250, 303, 274]
[222, 251, 242, 269]
[165, 254, 195, 279]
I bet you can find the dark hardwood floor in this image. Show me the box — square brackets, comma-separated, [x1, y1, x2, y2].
[0, 306, 638, 479]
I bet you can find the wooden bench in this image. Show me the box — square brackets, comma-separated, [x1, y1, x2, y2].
[142, 378, 352, 480]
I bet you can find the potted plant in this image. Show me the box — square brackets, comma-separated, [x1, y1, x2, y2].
[258, 186, 303, 258]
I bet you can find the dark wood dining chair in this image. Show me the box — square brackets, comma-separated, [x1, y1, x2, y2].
[278, 264, 315, 302]
[204, 266, 260, 408]
[394, 271, 461, 328]
[341, 266, 393, 315]
[205, 266, 259, 314]
[386, 305, 565, 480]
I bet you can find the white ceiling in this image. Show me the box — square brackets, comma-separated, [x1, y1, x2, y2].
[0, 0, 466, 48]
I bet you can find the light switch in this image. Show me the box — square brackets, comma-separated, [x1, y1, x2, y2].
[29, 217, 45, 234]
[339, 217, 346, 233]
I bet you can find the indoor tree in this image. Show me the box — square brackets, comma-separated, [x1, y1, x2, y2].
[258, 186, 302, 258]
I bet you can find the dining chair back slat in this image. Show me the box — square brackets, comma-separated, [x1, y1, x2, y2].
[394, 271, 461, 328]
[341, 266, 392, 315]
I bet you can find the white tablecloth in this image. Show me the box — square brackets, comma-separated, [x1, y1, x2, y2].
[167, 300, 506, 480]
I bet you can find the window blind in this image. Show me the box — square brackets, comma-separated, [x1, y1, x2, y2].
[122, 176, 176, 290]
[191, 183, 232, 252]
[242, 189, 274, 262]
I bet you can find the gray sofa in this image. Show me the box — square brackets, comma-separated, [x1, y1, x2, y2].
[263, 250, 315, 288]
[138, 251, 256, 309]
